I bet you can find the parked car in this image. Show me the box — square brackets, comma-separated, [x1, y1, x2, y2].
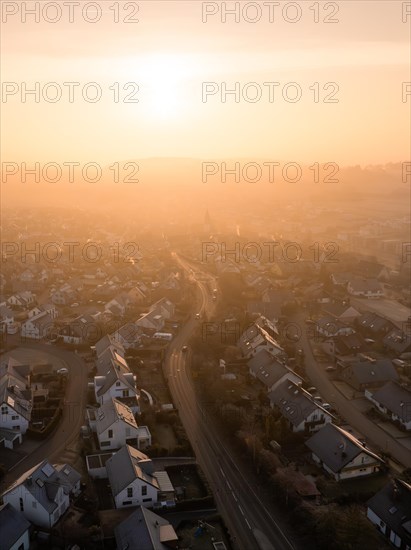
[325, 365, 337, 372]
[182, 346, 188, 352]
[57, 367, 69, 375]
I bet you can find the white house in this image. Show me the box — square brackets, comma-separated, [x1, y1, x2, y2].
[88, 398, 151, 450]
[0, 372, 32, 435]
[21, 312, 54, 340]
[8, 291, 36, 308]
[0, 502, 31, 550]
[366, 381, 411, 430]
[367, 479, 411, 550]
[306, 424, 383, 481]
[237, 316, 285, 360]
[106, 445, 175, 509]
[94, 362, 139, 413]
[2, 460, 81, 529]
[269, 381, 332, 433]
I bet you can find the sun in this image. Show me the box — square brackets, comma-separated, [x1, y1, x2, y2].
[123, 53, 198, 120]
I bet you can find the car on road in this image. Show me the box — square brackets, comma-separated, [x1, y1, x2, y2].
[195, 313, 201, 319]
[305, 319, 315, 324]
[182, 346, 188, 352]
[71, 302, 79, 308]
[325, 365, 337, 372]
[57, 367, 69, 375]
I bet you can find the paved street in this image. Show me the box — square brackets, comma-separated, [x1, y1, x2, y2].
[164, 254, 297, 550]
[1, 343, 88, 491]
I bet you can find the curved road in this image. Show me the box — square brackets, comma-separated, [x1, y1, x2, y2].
[1, 343, 88, 491]
[165, 254, 295, 550]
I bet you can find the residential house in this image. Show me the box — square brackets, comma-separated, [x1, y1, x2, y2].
[347, 278, 384, 298]
[114, 506, 178, 550]
[341, 358, 398, 392]
[322, 333, 369, 358]
[305, 423, 383, 481]
[8, 291, 36, 308]
[367, 479, 411, 549]
[0, 371, 32, 435]
[88, 398, 151, 450]
[268, 381, 332, 433]
[237, 316, 285, 360]
[357, 312, 395, 338]
[105, 294, 130, 317]
[21, 312, 54, 340]
[331, 272, 353, 286]
[0, 304, 14, 329]
[321, 302, 361, 324]
[106, 445, 175, 509]
[383, 328, 411, 355]
[149, 298, 175, 320]
[112, 322, 143, 350]
[136, 311, 165, 335]
[2, 460, 81, 528]
[51, 287, 77, 306]
[0, 502, 31, 550]
[94, 361, 139, 413]
[366, 381, 411, 430]
[316, 316, 355, 338]
[248, 350, 301, 393]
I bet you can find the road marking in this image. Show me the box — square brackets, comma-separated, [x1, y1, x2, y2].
[219, 467, 226, 478]
[232, 492, 238, 501]
[226, 480, 232, 490]
[245, 518, 252, 530]
[239, 505, 245, 515]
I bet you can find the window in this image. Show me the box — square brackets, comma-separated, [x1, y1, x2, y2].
[100, 441, 111, 447]
[108, 429, 113, 439]
[116, 381, 121, 387]
[122, 390, 129, 397]
[142, 498, 152, 502]
[1, 406, 8, 415]
[19, 497, 24, 512]
[13, 425, 20, 430]
[122, 500, 132, 506]
[141, 485, 147, 496]
[127, 487, 133, 498]
[12, 415, 19, 420]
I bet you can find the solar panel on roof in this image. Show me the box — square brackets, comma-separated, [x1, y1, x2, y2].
[41, 463, 54, 477]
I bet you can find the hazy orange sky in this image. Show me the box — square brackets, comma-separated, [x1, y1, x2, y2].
[1, 1, 410, 166]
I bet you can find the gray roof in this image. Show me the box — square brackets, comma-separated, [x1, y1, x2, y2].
[3, 460, 81, 514]
[349, 278, 383, 293]
[106, 445, 158, 497]
[115, 506, 178, 550]
[371, 381, 411, 422]
[343, 359, 398, 385]
[95, 398, 138, 434]
[96, 362, 135, 397]
[268, 380, 329, 427]
[95, 334, 125, 358]
[0, 503, 31, 550]
[305, 424, 382, 473]
[358, 312, 394, 333]
[383, 328, 411, 354]
[248, 352, 293, 389]
[367, 479, 411, 545]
